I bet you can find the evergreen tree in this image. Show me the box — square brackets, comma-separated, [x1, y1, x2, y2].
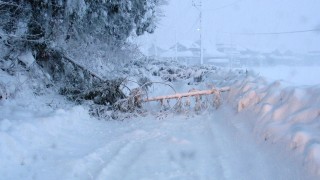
[0, 0, 165, 54]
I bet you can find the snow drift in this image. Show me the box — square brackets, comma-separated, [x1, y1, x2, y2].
[227, 74, 320, 174]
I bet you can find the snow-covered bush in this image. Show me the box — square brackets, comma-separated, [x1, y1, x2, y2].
[0, 1, 166, 107]
[0, 0, 166, 56]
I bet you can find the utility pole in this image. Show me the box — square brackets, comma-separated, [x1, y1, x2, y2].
[193, 0, 204, 65]
[174, 0, 179, 62]
[199, 0, 204, 65]
[154, 36, 158, 59]
[175, 29, 178, 61]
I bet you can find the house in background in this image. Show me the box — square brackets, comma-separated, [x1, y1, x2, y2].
[146, 41, 242, 67]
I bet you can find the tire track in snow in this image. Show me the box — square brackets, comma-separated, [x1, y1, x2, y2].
[180, 117, 227, 179]
[65, 140, 131, 180]
[94, 129, 163, 180]
[121, 114, 228, 179]
[65, 128, 157, 180]
[64, 108, 315, 180]
[95, 141, 146, 180]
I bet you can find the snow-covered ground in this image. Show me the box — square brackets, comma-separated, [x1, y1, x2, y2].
[1, 62, 320, 179]
[0, 104, 315, 180]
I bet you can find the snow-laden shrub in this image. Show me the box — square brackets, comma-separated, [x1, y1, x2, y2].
[60, 79, 126, 105]
[0, 0, 166, 57]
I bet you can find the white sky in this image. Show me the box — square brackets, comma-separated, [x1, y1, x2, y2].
[136, 0, 320, 53]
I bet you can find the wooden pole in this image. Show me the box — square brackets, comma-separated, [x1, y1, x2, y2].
[143, 87, 230, 102]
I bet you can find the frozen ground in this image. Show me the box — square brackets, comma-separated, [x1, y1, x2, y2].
[1, 63, 320, 179]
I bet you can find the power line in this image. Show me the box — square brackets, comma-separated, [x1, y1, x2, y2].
[162, 0, 192, 30]
[181, 15, 201, 38]
[204, 0, 244, 11]
[222, 28, 320, 36]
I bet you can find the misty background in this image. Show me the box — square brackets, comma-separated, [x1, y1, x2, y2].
[137, 0, 320, 54]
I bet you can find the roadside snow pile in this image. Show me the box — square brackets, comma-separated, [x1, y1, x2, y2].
[227, 75, 320, 174]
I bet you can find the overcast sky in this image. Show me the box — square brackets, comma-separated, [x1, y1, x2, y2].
[136, 0, 320, 54]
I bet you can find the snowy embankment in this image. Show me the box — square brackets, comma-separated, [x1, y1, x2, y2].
[227, 72, 320, 174]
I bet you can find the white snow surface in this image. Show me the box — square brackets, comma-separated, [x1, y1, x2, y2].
[1, 63, 320, 179]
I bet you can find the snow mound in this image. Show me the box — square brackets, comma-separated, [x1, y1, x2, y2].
[227, 75, 320, 174]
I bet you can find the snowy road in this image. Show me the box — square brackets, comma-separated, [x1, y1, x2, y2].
[1, 105, 315, 180]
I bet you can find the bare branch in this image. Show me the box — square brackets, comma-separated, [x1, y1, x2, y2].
[141, 81, 176, 94]
[0, 1, 21, 8]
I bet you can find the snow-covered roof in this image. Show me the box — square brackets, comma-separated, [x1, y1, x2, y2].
[207, 58, 229, 63]
[205, 48, 226, 57]
[161, 49, 195, 58]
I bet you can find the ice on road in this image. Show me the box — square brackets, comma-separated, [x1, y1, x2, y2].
[1, 106, 314, 180]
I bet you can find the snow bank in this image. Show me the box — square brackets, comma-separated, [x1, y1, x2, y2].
[227, 74, 320, 174]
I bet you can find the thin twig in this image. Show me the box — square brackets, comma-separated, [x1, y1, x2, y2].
[141, 81, 176, 94]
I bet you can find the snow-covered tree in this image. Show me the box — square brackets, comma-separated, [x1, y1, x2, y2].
[0, 0, 165, 55]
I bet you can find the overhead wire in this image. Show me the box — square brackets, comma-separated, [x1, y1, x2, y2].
[161, 0, 192, 30]
[204, 0, 320, 54]
[181, 15, 201, 38]
[155, 0, 320, 53]
[157, 0, 245, 40]
[203, 0, 244, 11]
[222, 28, 320, 36]
[149, 0, 192, 49]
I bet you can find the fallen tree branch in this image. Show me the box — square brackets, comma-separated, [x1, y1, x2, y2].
[62, 54, 105, 82]
[143, 87, 230, 102]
